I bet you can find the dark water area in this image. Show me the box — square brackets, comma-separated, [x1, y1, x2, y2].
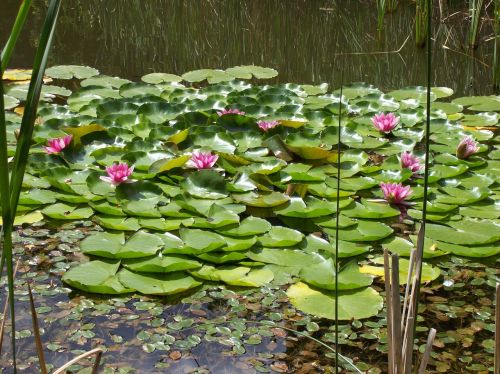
[0, 0, 498, 97]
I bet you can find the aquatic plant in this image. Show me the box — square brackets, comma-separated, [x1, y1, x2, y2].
[2, 65, 499, 332]
[376, 0, 387, 31]
[468, 0, 484, 48]
[380, 182, 412, 205]
[44, 134, 72, 154]
[371, 112, 399, 133]
[456, 136, 479, 159]
[415, 0, 429, 47]
[187, 151, 219, 169]
[400, 151, 421, 173]
[494, 0, 500, 86]
[0, 0, 62, 369]
[100, 163, 135, 185]
[257, 120, 280, 132]
[217, 108, 245, 116]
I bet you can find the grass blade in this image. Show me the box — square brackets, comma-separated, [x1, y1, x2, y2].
[0, 0, 33, 71]
[9, 0, 62, 219]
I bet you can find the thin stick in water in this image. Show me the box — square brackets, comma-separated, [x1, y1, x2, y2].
[383, 249, 394, 374]
[390, 253, 402, 372]
[27, 282, 47, 374]
[495, 283, 499, 374]
[417, 328, 437, 374]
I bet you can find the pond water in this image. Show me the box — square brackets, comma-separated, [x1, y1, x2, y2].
[0, 0, 497, 96]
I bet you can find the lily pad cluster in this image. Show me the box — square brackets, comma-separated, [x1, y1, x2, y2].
[2, 65, 499, 320]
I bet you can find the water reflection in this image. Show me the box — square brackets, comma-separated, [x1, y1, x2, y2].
[0, 0, 495, 96]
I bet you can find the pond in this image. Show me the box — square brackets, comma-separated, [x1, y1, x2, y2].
[0, 0, 497, 96]
[1, 1, 499, 374]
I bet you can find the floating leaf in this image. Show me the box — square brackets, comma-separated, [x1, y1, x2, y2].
[287, 282, 383, 320]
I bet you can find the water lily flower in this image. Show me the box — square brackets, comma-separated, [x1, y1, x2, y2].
[257, 120, 280, 132]
[371, 112, 399, 133]
[217, 108, 246, 116]
[100, 162, 134, 185]
[45, 135, 72, 154]
[456, 136, 479, 159]
[380, 182, 412, 205]
[187, 151, 218, 169]
[400, 151, 421, 173]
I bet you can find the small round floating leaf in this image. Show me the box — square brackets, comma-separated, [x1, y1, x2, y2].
[360, 256, 440, 283]
[424, 219, 500, 245]
[247, 248, 322, 267]
[141, 73, 182, 84]
[232, 191, 289, 207]
[42, 203, 94, 220]
[45, 65, 99, 79]
[226, 65, 278, 80]
[118, 269, 201, 295]
[3, 95, 19, 110]
[216, 216, 271, 236]
[62, 260, 133, 294]
[124, 255, 202, 273]
[94, 215, 141, 231]
[324, 220, 393, 242]
[300, 260, 373, 290]
[81, 75, 131, 88]
[287, 282, 383, 320]
[81, 232, 125, 258]
[258, 226, 304, 247]
[119, 82, 162, 98]
[182, 170, 228, 199]
[177, 229, 226, 254]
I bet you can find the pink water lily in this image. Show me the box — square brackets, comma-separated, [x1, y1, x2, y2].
[217, 108, 246, 116]
[100, 163, 134, 185]
[380, 182, 413, 205]
[45, 135, 72, 154]
[257, 120, 280, 132]
[400, 151, 421, 173]
[187, 151, 218, 169]
[456, 136, 479, 159]
[371, 112, 399, 133]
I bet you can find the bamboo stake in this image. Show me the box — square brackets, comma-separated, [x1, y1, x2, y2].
[0, 260, 19, 354]
[52, 348, 103, 374]
[384, 249, 394, 374]
[495, 284, 499, 374]
[390, 254, 402, 373]
[401, 249, 416, 331]
[417, 328, 436, 374]
[27, 282, 47, 374]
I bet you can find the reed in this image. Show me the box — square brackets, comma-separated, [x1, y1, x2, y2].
[0, 1, 62, 370]
[387, 0, 398, 12]
[377, 0, 387, 31]
[468, 0, 484, 49]
[415, 0, 429, 47]
[493, 0, 500, 87]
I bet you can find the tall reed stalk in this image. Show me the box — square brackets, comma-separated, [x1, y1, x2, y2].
[0, 1, 62, 370]
[387, 0, 398, 12]
[468, 0, 484, 48]
[377, 0, 387, 31]
[415, 0, 429, 47]
[493, 0, 500, 87]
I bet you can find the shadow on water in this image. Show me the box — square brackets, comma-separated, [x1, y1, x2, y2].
[0, 0, 497, 96]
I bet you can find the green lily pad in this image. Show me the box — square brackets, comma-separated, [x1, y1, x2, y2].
[62, 260, 133, 294]
[287, 282, 383, 320]
[118, 269, 201, 295]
